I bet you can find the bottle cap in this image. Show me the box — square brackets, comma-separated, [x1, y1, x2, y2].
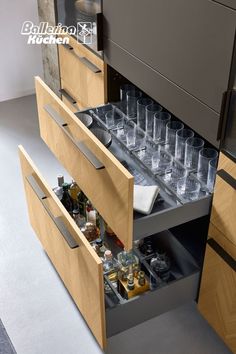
[95, 238, 103, 246]
[73, 209, 79, 215]
[62, 182, 69, 190]
[104, 250, 112, 259]
[57, 175, 64, 187]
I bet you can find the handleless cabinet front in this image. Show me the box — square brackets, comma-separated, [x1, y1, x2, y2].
[35, 76, 134, 250]
[103, 0, 236, 147]
[18, 146, 106, 349]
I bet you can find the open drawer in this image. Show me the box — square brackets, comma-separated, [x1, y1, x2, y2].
[18, 146, 107, 349]
[19, 146, 200, 349]
[35, 76, 212, 250]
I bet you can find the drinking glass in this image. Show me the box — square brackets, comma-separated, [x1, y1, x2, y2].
[163, 162, 187, 191]
[197, 148, 218, 184]
[175, 129, 194, 163]
[145, 103, 163, 137]
[207, 158, 218, 193]
[165, 121, 184, 155]
[126, 89, 142, 119]
[151, 148, 173, 174]
[120, 84, 136, 113]
[177, 175, 201, 201]
[124, 120, 137, 149]
[184, 137, 205, 170]
[95, 105, 113, 124]
[153, 112, 171, 143]
[105, 110, 124, 129]
[137, 97, 153, 131]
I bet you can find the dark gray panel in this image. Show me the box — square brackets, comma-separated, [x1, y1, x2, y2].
[104, 39, 220, 146]
[103, 0, 236, 113]
[213, 0, 236, 10]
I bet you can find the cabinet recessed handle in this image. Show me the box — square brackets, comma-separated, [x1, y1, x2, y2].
[26, 175, 78, 249]
[207, 238, 236, 271]
[44, 104, 105, 170]
[59, 89, 77, 105]
[217, 169, 236, 190]
[62, 43, 101, 73]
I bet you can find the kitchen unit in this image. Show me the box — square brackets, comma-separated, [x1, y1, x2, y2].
[19, 0, 236, 351]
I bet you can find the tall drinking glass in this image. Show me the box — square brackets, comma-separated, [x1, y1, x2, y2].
[165, 121, 184, 155]
[120, 84, 136, 113]
[145, 103, 163, 137]
[126, 89, 142, 119]
[175, 129, 194, 163]
[184, 137, 205, 170]
[207, 158, 218, 192]
[153, 112, 171, 143]
[197, 148, 218, 184]
[137, 97, 153, 131]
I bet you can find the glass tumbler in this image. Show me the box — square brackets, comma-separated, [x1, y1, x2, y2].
[175, 129, 194, 163]
[197, 148, 218, 184]
[153, 112, 171, 143]
[207, 158, 218, 193]
[137, 98, 153, 131]
[126, 89, 142, 119]
[105, 110, 124, 129]
[151, 148, 173, 174]
[120, 84, 136, 113]
[163, 162, 187, 191]
[177, 175, 201, 201]
[124, 120, 137, 149]
[145, 103, 163, 137]
[165, 121, 184, 155]
[184, 137, 205, 170]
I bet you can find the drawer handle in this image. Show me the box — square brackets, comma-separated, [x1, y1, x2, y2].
[207, 238, 236, 271]
[59, 89, 77, 105]
[44, 104, 105, 170]
[26, 175, 79, 249]
[217, 169, 236, 190]
[62, 43, 101, 73]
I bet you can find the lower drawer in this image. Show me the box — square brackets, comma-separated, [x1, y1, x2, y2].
[19, 145, 200, 350]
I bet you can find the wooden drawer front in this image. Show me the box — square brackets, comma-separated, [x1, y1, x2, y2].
[209, 222, 236, 261]
[19, 146, 106, 349]
[58, 35, 105, 108]
[211, 153, 236, 247]
[60, 80, 83, 113]
[198, 242, 236, 353]
[35, 77, 134, 250]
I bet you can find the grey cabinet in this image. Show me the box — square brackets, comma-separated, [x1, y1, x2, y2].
[103, 0, 236, 147]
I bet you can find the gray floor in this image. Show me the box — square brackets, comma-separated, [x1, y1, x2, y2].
[0, 95, 232, 354]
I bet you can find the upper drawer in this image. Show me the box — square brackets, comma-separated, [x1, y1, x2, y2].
[35, 76, 134, 250]
[58, 35, 106, 108]
[211, 152, 236, 246]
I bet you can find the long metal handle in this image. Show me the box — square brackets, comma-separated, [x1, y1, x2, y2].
[217, 169, 236, 190]
[62, 43, 101, 73]
[26, 175, 78, 249]
[44, 104, 105, 170]
[207, 238, 236, 271]
[59, 89, 77, 105]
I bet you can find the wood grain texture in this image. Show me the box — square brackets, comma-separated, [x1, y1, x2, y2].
[35, 76, 134, 250]
[60, 79, 84, 112]
[211, 152, 236, 247]
[18, 146, 106, 349]
[208, 222, 236, 261]
[58, 34, 105, 108]
[198, 245, 236, 353]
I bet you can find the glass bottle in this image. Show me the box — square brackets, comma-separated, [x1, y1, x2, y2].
[61, 183, 74, 215]
[103, 250, 119, 284]
[53, 174, 64, 200]
[77, 191, 87, 218]
[72, 208, 80, 226]
[117, 250, 139, 280]
[94, 238, 107, 258]
[69, 180, 80, 208]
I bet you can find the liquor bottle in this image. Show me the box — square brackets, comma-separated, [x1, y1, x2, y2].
[77, 191, 87, 218]
[61, 183, 74, 215]
[86, 200, 96, 224]
[117, 250, 139, 280]
[93, 238, 107, 258]
[69, 180, 80, 208]
[103, 250, 119, 284]
[53, 174, 64, 200]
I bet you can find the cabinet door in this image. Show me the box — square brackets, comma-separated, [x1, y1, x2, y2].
[103, 0, 236, 146]
[211, 153, 236, 247]
[198, 241, 236, 353]
[19, 146, 106, 349]
[58, 35, 106, 108]
[35, 76, 134, 250]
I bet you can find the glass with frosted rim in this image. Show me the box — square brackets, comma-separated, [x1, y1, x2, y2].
[145, 103, 163, 138]
[105, 109, 124, 129]
[175, 128, 194, 163]
[153, 112, 171, 143]
[177, 175, 201, 201]
[151, 147, 173, 174]
[165, 121, 184, 155]
[207, 157, 218, 193]
[137, 97, 153, 131]
[126, 89, 142, 119]
[197, 148, 218, 185]
[184, 137, 205, 170]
